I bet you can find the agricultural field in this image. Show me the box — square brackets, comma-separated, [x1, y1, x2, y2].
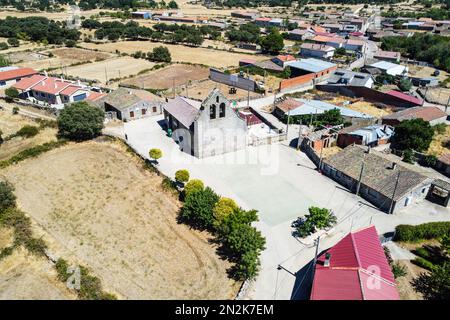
[1, 139, 238, 299]
[80, 41, 267, 69]
[122, 63, 210, 90]
[15, 47, 114, 71]
[64, 56, 155, 84]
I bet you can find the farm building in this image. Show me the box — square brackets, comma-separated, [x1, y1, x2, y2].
[131, 11, 152, 19]
[163, 89, 247, 158]
[367, 61, 408, 76]
[382, 106, 447, 126]
[373, 50, 401, 63]
[327, 70, 374, 88]
[287, 29, 315, 41]
[285, 58, 337, 79]
[310, 225, 400, 300]
[322, 145, 432, 213]
[271, 55, 297, 68]
[384, 90, 424, 107]
[299, 43, 335, 60]
[96, 87, 164, 121]
[231, 11, 259, 20]
[0, 67, 38, 88]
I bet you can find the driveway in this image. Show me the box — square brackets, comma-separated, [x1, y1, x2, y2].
[109, 116, 450, 300]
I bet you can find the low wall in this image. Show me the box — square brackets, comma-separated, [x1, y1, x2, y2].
[279, 73, 315, 92]
[210, 68, 256, 92]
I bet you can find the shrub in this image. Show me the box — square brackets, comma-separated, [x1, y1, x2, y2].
[392, 262, 407, 278]
[391, 118, 434, 152]
[147, 46, 171, 63]
[5, 87, 19, 99]
[402, 149, 415, 164]
[183, 179, 204, 197]
[420, 154, 437, 167]
[57, 102, 104, 141]
[398, 78, 412, 91]
[413, 263, 450, 300]
[394, 222, 450, 242]
[0, 181, 16, 213]
[7, 37, 19, 47]
[12, 106, 19, 115]
[213, 197, 238, 226]
[433, 123, 447, 135]
[181, 187, 219, 229]
[412, 256, 435, 271]
[149, 148, 162, 162]
[15, 125, 39, 138]
[175, 169, 190, 184]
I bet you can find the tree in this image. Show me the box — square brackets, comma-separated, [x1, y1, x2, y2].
[259, 28, 284, 55]
[7, 37, 19, 47]
[320, 109, 344, 126]
[335, 47, 346, 55]
[295, 206, 337, 238]
[175, 169, 190, 184]
[181, 187, 219, 229]
[391, 118, 434, 152]
[215, 207, 258, 239]
[57, 101, 105, 141]
[149, 148, 162, 163]
[0, 181, 16, 213]
[184, 179, 204, 197]
[5, 87, 19, 100]
[402, 149, 415, 164]
[0, 54, 10, 67]
[0, 42, 8, 50]
[147, 46, 171, 63]
[413, 262, 450, 300]
[213, 197, 238, 228]
[398, 78, 412, 91]
[168, 0, 179, 9]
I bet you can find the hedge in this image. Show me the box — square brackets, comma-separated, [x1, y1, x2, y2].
[412, 256, 435, 271]
[394, 222, 450, 242]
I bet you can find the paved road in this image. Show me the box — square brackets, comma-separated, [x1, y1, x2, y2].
[108, 116, 450, 300]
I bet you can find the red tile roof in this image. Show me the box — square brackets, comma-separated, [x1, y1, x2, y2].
[275, 54, 296, 62]
[86, 92, 107, 101]
[0, 67, 38, 82]
[313, 35, 345, 44]
[385, 90, 424, 106]
[29, 77, 72, 95]
[13, 74, 47, 91]
[382, 106, 447, 122]
[60, 85, 85, 96]
[310, 226, 400, 300]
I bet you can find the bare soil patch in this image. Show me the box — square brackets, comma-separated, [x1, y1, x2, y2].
[123, 63, 209, 90]
[1, 140, 238, 299]
[0, 247, 76, 300]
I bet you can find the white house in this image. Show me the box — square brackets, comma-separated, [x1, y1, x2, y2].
[369, 61, 408, 76]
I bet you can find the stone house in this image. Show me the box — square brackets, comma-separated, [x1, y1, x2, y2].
[163, 89, 247, 158]
[322, 145, 432, 213]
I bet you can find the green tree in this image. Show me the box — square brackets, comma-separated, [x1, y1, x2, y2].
[391, 118, 434, 152]
[7, 37, 19, 47]
[57, 101, 105, 141]
[0, 42, 8, 50]
[175, 169, 190, 184]
[181, 187, 219, 229]
[296, 206, 337, 238]
[149, 148, 163, 163]
[184, 179, 204, 197]
[0, 181, 16, 213]
[398, 78, 412, 91]
[147, 46, 171, 63]
[0, 54, 10, 67]
[213, 197, 238, 228]
[320, 109, 344, 126]
[5, 87, 19, 100]
[413, 262, 450, 300]
[215, 207, 258, 239]
[168, 0, 179, 9]
[259, 28, 284, 54]
[402, 149, 415, 164]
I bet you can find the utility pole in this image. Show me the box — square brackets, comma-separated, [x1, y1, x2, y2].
[317, 137, 329, 172]
[355, 153, 366, 196]
[286, 108, 291, 137]
[104, 67, 108, 85]
[297, 118, 302, 150]
[388, 171, 401, 214]
[247, 85, 250, 107]
[173, 78, 176, 99]
[311, 236, 320, 282]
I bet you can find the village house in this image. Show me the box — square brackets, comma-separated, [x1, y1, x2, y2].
[382, 106, 447, 126]
[95, 87, 164, 121]
[285, 58, 337, 80]
[13, 74, 94, 108]
[299, 43, 335, 60]
[322, 145, 432, 213]
[337, 124, 394, 148]
[287, 28, 315, 41]
[231, 11, 259, 20]
[311, 35, 346, 48]
[344, 39, 366, 52]
[271, 54, 297, 68]
[163, 89, 247, 158]
[310, 225, 400, 300]
[373, 50, 401, 63]
[327, 69, 374, 88]
[367, 61, 408, 76]
[0, 67, 38, 88]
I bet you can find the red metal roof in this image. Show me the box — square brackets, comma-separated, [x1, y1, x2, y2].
[0, 67, 38, 81]
[310, 225, 400, 300]
[385, 90, 423, 106]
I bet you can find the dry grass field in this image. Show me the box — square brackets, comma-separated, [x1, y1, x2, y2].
[0, 246, 76, 300]
[428, 125, 450, 156]
[123, 63, 210, 90]
[1, 140, 238, 299]
[64, 56, 155, 84]
[80, 41, 266, 68]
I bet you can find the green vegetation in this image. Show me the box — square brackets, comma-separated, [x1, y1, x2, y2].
[226, 23, 261, 44]
[0, 17, 80, 45]
[398, 78, 412, 92]
[382, 33, 450, 72]
[183, 179, 204, 197]
[175, 169, 190, 184]
[239, 65, 291, 79]
[294, 206, 337, 238]
[148, 46, 172, 63]
[260, 28, 284, 55]
[392, 262, 407, 278]
[382, 2, 450, 20]
[0, 181, 16, 213]
[181, 187, 220, 229]
[149, 148, 162, 163]
[5, 87, 19, 100]
[55, 258, 117, 300]
[0, 140, 67, 169]
[284, 108, 344, 127]
[391, 118, 434, 152]
[394, 222, 450, 242]
[57, 102, 104, 141]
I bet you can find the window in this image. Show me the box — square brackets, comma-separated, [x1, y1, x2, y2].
[219, 103, 226, 118]
[216, 96, 220, 103]
[152, 106, 157, 113]
[142, 109, 146, 115]
[130, 111, 135, 118]
[0, 81, 6, 86]
[422, 187, 427, 194]
[210, 104, 216, 119]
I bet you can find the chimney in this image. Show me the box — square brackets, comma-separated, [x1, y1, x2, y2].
[324, 252, 331, 267]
